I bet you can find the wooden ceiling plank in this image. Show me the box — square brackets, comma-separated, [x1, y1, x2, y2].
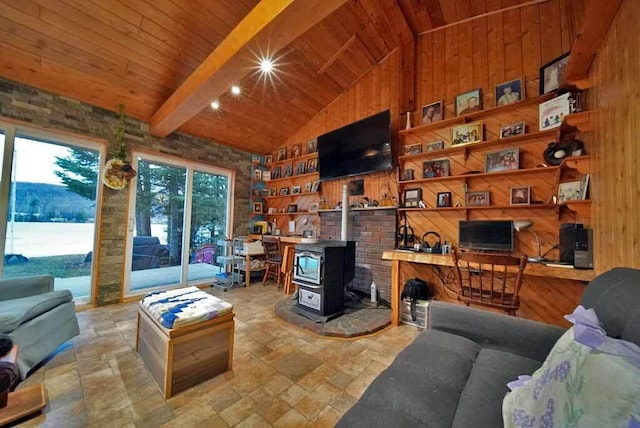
[317, 35, 357, 75]
[374, 0, 415, 44]
[356, 0, 403, 49]
[169, 0, 234, 39]
[87, 0, 143, 27]
[150, 0, 349, 138]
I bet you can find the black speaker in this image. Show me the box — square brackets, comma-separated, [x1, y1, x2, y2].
[559, 223, 583, 264]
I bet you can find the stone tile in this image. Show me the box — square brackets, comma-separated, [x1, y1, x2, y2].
[327, 370, 355, 390]
[264, 375, 294, 396]
[309, 405, 342, 428]
[219, 396, 256, 426]
[271, 352, 322, 382]
[207, 386, 242, 413]
[273, 409, 309, 428]
[328, 392, 357, 414]
[43, 369, 82, 401]
[294, 383, 340, 420]
[236, 412, 271, 428]
[278, 384, 308, 408]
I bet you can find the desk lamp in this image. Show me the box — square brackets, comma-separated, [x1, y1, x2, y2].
[513, 220, 545, 262]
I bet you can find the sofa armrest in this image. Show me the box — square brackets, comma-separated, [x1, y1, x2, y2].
[0, 275, 54, 301]
[428, 301, 566, 362]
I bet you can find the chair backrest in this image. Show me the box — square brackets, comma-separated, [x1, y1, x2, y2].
[452, 250, 528, 314]
[262, 236, 281, 262]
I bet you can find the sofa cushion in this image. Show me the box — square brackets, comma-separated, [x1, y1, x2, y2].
[0, 290, 73, 334]
[452, 349, 541, 428]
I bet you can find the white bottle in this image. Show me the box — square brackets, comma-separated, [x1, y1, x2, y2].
[371, 281, 377, 304]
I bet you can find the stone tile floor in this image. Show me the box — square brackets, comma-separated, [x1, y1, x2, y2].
[15, 283, 421, 427]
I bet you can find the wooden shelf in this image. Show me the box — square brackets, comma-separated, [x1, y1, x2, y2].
[563, 200, 591, 217]
[266, 191, 318, 200]
[561, 154, 590, 174]
[399, 166, 561, 185]
[265, 172, 319, 184]
[267, 152, 317, 168]
[400, 94, 555, 136]
[267, 212, 319, 216]
[561, 111, 592, 132]
[399, 203, 558, 213]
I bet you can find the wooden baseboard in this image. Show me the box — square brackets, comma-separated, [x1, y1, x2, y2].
[0, 383, 46, 426]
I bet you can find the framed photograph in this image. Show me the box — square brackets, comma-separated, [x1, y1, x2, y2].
[423, 159, 450, 178]
[405, 143, 422, 156]
[558, 181, 582, 203]
[309, 203, 319, 212]
[436, 192, 452, 208]
[271, 166, 281, 180]
[304, 182, 312, 193]
[465, 191, 490, 206]
[253, 202, 263, 213]
[295, 161, 306, 175]
[348, 179, 365, 196]
[283, 164, 293, 178]
[485, 148, 519, 173]
[455, 88, 483, 116]
[539, 93, 570, 131]
[252, 189, 261, 198]
[500, 122, 526, 138]
[276, 147, 287, 162]
[580, 174, 590, 200]
[253, 169, 262, 180]
[279, 187, 289, 196]
[263, 170, 272, 181]
[400, 169, 414, 181]
[291, 185, 301, 194]
[306, 138, 318, 154]
[403, 188, 422, 208]
[268, 187, 276, 197]
[496, 78, 524, 106]
[287, 204, 298, 213]
[452, 121, 483, 146]
[510, 186, 531, 205]
[421, 101, 443, 124]
[424, 140, 444, 152]
[291, 143, 302, 158]
[311, 180, 320, 192]
[306, 158, 317, 173]
[265, 155, 273, 165]
[540, 52, 570, 95]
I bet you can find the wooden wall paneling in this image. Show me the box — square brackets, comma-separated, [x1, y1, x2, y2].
[520, 4, 542, 97]
[419, 33, 434, 117]
[445, 26, 460, 106]
[457, 23, 474, 94]
[486, 9, 506, 91]
[501, 8, 523, 85]
[538, 0, 564, 63]
[471, 17, 489, 100]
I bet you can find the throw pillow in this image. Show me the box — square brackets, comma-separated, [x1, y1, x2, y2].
[503, 305, 640, 428]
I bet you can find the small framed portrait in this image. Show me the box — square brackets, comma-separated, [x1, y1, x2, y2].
[291, 143, 302, 158]
[400, 169, 414, 181]
[295, 161, 306, 175]
[262, 170, 271, 181]
[304, 182, 312, 193]
[540, 52, 570, 95]
[252, 189, 261, 198]
[424, 140, 444, 152]
[403, 188, 422, 208]
[500, 122, 526, 138]
[404, 143, 422, 156]
[557, 181, 582, 203]
[455, 88, 483, 116]
[253, 169, 262, 180]
[279, 187, 289, 196]
[465, 191, 490, 206]
[423, 159, 450, 178]
[311, 180, 320, 192]
[265, 155, 273, 165]
[495, 78, 524, 106]
[271, 166, 281, 180]
[421, 101, 443, 124]
[268, 187, 276, 197]
[276, 147, 287, 162]
[510, 186, 531, 205]
[291, 185, 301, 194]
[283, 164, 293, 178]
[306, 158, 317, 173]
[306, 138, 318, 154]
[309, 203, 319, 212]
[348, 179, 365, 196]
[436, 192, 452, 208]
[287, 204, 298, 213]
[485, 148, 519, 173]
[451, 121, 483, 146]
[253, 202, 263, 213]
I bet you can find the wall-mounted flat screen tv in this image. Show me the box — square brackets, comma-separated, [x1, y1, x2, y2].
[318, 110, 392, 181]
[459, 220, 514, 252]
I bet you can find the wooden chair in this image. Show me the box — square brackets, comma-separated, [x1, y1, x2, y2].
[261, 236, 282, 287]
[281, 245, 296, 295]
[451, 250, 528, 316]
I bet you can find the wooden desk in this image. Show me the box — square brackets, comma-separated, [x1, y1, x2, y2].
[383, 250, 596, 326]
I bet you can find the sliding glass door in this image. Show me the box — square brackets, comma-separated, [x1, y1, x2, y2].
[124, 152, 233, 296]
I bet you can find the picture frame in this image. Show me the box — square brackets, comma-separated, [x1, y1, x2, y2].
[436, 192, 452, 208]
[421, 101, 443, 124]
[540, 51, 570, 95]
[405, 143, 422, 156]
[306, 158, 317, 173]
[424, 140, 444, 152]
[451, 121, 483, 146]
[510, 186, 531, 205]
[291, 185, 301, 194]
[423, 159, 450, 178]
[309, 203, 319, 212]
[253, 202, 263, 213]
[304, 182, 312, 193]
[495, 78, 524, 106]
[279, 187, 289, 196]
[400, 169, 414, 181]
[485, 148, 519, 173]
[306, 138, 318, 154]
[283, 164, 293, 178]
[455, 88, 483, 116]
[291, 143, 302, 158]
[295, 161, 306, 175]
[287, 204, 298, 213]
[262, 170, 271, 181]
[465, 191, 490, 206]
[265, 154, 273, 165]
[348, 179, 365, 196]
[271, 166, 281, 180]
[268, 187, 276, 197]
[253, 169, 263, 181]
[500, 122, 526, 138]
[276, 147, 287, 162]
[557, 181, 582, 203]
[403, 188, 422, 208]
[539, 93, 570, 131]
[580, 174, 590, 200]
[311, 180, 320, 192]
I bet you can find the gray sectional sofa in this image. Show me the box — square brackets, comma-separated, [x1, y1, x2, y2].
[338, 268, 640, 427]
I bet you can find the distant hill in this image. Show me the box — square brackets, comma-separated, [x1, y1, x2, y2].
[9, 182, 95, 222]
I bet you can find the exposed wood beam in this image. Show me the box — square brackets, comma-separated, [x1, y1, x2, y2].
[150, 0, 348, 138]
[317, 34, 357, 75]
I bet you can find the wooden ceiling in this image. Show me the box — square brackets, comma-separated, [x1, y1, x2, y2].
[0, 0, 536, 154]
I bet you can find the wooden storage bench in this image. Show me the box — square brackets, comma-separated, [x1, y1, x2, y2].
[135, 290, 235, 399]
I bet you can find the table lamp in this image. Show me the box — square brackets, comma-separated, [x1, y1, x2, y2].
[513, 220, 545, 262]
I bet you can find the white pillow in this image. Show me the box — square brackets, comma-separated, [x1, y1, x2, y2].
[503, 305, 640, 428]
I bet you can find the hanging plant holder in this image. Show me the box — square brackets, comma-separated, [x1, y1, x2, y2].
[102, 104, 137, 190]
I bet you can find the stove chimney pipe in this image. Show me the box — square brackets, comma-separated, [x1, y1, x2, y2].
[341, 184, 348, 241]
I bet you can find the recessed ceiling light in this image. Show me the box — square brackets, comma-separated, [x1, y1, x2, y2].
[260, 57, 274, 74]
[231, 85, 241, 95]
[210, 100, 220, 110]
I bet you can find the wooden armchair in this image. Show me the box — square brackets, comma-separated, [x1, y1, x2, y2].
[451, 250, 528, 315]
[262, 236, 283, 287]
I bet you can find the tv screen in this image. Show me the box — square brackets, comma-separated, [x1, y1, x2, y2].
[459, 220, 514, 252]
[318, 110, 392, 181]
